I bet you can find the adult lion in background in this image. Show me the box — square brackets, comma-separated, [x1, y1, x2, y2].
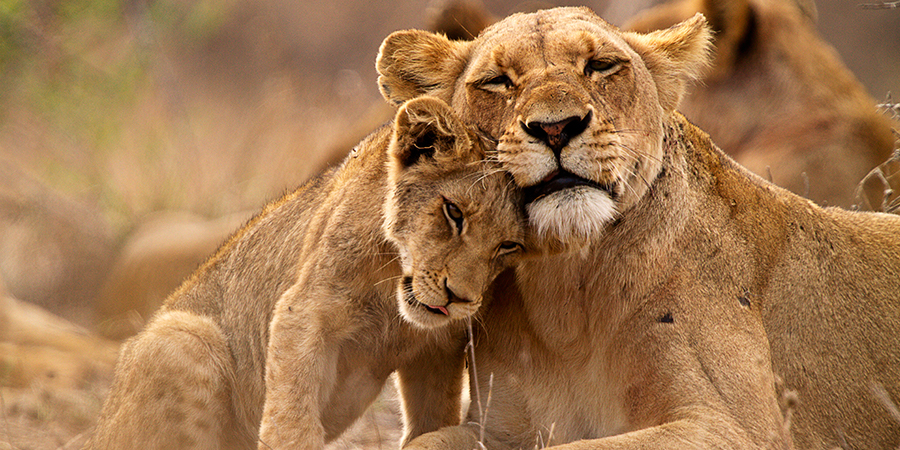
[624, 0, 895, 207]
[377, 6, 900, 449]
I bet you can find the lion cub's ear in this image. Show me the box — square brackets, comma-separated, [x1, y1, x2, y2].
[389, 96, 476, 170]
[623, 13, 713, 113]
[377, 30, 474, 106]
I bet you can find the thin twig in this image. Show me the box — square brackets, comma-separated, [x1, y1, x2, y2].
[801, 172, 810, 199]
[57, 432, 86, 449]
[466, 318, 492, 449]
[860, 1, 900, 9]
[871, 383, 900, 425]
[1, 389, 17, 450]
[876, 93, 900, 121]
[480, 374, 493, 446]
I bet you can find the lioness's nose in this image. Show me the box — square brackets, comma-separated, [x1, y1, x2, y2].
[522, 112, 591, 156]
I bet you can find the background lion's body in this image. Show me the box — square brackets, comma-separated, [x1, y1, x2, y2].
[625, 0, 896, 208]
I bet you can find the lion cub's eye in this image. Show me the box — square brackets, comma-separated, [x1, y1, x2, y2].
[584, 59, 621, 77]
[443, 200, 464, 233]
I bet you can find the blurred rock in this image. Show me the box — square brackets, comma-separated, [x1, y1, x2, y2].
[0, 162, 115, 326]
[96, 210, 253, 340]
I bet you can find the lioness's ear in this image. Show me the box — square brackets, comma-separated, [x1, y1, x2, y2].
[623, 13, 713, 112]
[390, 96, 474, 169]
[377, 30, 473, 106]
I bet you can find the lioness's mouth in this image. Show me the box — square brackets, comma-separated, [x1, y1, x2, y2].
[523, 170, 614, 205]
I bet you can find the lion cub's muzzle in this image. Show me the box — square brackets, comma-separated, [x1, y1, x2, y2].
[401, 276, 472, 317]
[521, 110, 592, 156]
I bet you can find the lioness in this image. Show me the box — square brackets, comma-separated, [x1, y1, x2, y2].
[86, 96, 526, 449]
[424, 0, 896, 208]
[377, 7, 900, 449]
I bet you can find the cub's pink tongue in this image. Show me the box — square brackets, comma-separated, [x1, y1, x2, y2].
[425, 304, 449, 316]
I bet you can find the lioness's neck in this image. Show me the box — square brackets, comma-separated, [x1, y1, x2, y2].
[514, 112, 791, 337]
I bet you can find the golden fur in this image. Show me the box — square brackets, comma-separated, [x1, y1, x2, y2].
[377, 7, 900, 449]
[86, 97, 525, 449]
[423, 0, 895, 208]
[624, 0, 895, 208]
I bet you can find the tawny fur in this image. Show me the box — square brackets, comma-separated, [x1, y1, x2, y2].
[378, 7, 900, 449]
[425, 0, 896, 208]
[85, 97, 525, 450]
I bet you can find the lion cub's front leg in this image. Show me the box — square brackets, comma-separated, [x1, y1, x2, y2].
[87, 310, 245, 450]
[257, 285, 355, 449]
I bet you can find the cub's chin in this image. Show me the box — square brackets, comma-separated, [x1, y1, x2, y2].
[526, 186, 617, 248]
[398, 301, 449, 330]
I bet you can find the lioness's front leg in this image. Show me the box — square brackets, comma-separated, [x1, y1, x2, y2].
[404, 424, 515, 450]
[407, 399, 785, 450]
[258, 286, 352, 449]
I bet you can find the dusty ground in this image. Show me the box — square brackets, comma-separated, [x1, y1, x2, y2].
[0, 0, 896, 448]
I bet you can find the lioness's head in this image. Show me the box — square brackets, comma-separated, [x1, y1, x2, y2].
[378, 7, 711, 248]
[384, 96, 526, 329]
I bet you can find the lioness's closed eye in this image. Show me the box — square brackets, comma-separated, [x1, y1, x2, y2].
[86, 96, 526, 450]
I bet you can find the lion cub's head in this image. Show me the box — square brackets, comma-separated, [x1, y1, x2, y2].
[378, 7, 712, 248]
[383, 96, 525, 329]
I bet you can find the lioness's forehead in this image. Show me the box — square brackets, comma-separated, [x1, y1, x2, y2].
[472, 7, 631, 68]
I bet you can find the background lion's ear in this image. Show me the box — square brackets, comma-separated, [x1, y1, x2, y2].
[390, 97, 472, 168]
[623, 13, 713, 112]
[697, 0, 752, 79]
[624, 0, 751, 81]
[377, 30, 473, 106]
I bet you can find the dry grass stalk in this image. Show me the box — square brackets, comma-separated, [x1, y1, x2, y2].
[877, 93, 900, 122]
[2, 390, 14, 450]
[466, 318, 492, 450]
[860, 1, 900, 9]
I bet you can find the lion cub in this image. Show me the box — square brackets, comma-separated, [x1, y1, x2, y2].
[87, 96, 526, 450]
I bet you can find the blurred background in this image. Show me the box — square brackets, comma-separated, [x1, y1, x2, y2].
[1, 0, 896, 241]
[0, 0, 896, 448]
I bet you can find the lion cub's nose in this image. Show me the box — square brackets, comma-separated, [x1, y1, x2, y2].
[444, 280, 471, 304]
[522, 112, 591, 156]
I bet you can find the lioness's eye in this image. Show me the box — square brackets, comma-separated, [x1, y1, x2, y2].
[584, 59, 620, 77]
[480, 74, 513, 90]
[443, 200, 464, 232]
[495, 241, 524, 258]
